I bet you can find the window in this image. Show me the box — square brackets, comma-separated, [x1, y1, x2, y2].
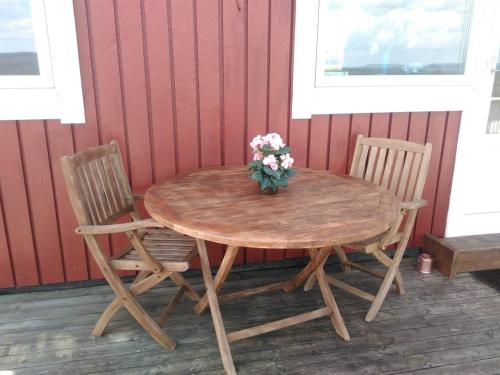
[292, 0, 495, 118]
[0, 0, 85, 123]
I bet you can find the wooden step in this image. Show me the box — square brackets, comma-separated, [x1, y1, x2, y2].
[424, 233, 500, 278]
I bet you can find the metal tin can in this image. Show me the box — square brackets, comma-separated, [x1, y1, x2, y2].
[416, 253, 433, 274]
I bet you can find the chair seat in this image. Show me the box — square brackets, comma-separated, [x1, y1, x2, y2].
[348, 232, 386, 250]
[347, 230, 402, 253]
[111, 228, 197, 272]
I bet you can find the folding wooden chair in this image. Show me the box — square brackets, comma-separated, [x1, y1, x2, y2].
[304, 135, 432, 321]
[61, 141, 200, 349]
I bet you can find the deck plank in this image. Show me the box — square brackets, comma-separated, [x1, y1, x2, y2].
[0, 259, 499, 374]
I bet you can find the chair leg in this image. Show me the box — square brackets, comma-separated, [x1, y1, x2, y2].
[93, 297, 123, 336]
[365, 245, 405, 322]
[84, 235, 177, 349]
[365, 211, 416, 322]
[93, 271, 172, 337]
[158, 285, 187, 328]
[170, 272, 201, 302]
[123, 292, 177, 349]
[371, 249, 405, 296]
[133, 270, 151, 284]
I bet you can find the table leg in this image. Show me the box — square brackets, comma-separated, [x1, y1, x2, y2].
[283, 246, 332, 293]
[196, 239, 236, 375]
[309, 249, 350, 341]
[194, 244, 239, 315]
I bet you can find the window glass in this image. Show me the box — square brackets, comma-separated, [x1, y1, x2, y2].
[487, 46, 500, 134]
[0, 0, 39, 75]
[317, 0, 472, 78]
[492, 47, 500, 97]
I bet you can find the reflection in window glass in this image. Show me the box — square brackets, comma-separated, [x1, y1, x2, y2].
[486, 47, 500, 134]
[487, 102, 500, 134]
[0, 0, 39, 75]
[317, 0, 472, 77]
[492, 47, 500, 98]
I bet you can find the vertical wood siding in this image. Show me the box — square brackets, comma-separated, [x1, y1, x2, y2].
[0, 0, 462, 288]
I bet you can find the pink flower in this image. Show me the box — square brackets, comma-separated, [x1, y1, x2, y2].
[253, 152, 263, 161]
[250, 135, 265, 151]
[264, 133, 285, 151]
[280, 153, 294, 169]
[263, 155, 279, 170]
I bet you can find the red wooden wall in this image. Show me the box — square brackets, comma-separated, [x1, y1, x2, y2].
[0, 0, 461, 288]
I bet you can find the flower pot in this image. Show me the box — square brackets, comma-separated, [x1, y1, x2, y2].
[259, 186, 279, 195]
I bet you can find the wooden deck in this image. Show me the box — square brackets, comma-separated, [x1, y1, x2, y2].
[1, 258, 500, 374]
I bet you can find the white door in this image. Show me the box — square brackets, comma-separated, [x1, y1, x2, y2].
[446, 3, 500, 237]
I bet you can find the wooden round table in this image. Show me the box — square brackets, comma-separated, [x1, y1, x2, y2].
[145, 166, 398, 375]
[145, 167, 398, 249]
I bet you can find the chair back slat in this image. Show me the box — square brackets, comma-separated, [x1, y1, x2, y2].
[350, 135, 432, 203]
[101, 154, 123, 211]
[372, 147, 387, 185]
[364, 146, 378, 182]
[404, 152, 422, 201]
[90, 160, 111, 220]
[351, 144, 370, 178]
[109, 151, 134, 207]
[396, 151, 414, 199]
[388, 150, 405, 196]
[78, 164, 100, 223]
[61, 141, 137, 226]
[93, 158, 115, 216]
[84, 162, 107, 223]
[380, 149, 395, 189]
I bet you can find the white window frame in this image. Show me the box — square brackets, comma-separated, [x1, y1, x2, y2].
[292, 0, 494, 119]
[0, 0, 85, 124]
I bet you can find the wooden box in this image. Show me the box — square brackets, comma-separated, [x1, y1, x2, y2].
[424, 233, 500, 278]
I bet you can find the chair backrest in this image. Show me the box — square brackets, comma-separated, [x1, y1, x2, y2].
[349, 135, 432, 203]
[61, 141, 139, 226]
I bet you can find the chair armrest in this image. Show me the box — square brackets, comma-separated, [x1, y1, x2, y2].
[132, 192, 145, 200]
[400, 199, 428, 211]
[76, 218, 164, 235]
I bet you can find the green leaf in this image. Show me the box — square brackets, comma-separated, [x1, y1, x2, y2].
[259, 177, 271, 190]
[275, 146, 290, 155]
[248, 160, 262, 169]
[261, 144, 274, 157]
[275, 175, 287, 188]
[251, 169, 264, 182]
[286, 168, 296, 177]
[262, 166, 281, 179]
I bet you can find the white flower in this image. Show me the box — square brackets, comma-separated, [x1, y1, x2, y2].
[250, 135, 265, 151]
[262, 154, 279, 171]
[280, 153, 294, 169]
[253, 152, 263, 161]
[264, 133, 285, 151]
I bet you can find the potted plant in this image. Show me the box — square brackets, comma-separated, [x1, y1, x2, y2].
[247, 133, 296, 194]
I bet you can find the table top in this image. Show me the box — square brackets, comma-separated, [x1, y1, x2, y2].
[145, 166, 399, 249]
